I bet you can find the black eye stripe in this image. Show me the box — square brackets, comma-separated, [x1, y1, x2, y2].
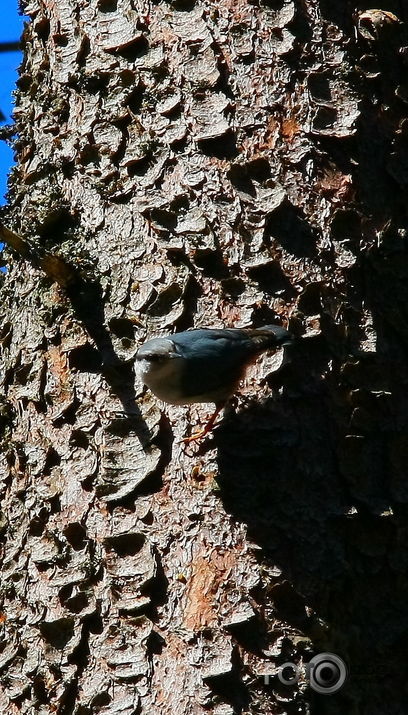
[143, 353, 164, 362]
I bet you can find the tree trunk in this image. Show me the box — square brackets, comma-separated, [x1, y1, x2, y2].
[1, 0, 407, 713]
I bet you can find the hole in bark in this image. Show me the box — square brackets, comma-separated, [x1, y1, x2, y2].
[148, 629, 166, 655]
[194, 248, 229, 279]
[43, 447, 61, 475]
[198, 130, 238, 159]
[169, 195, 189, 212]
[226, 615, 268, 655]
[260, 0, 287, 8]
[221, 277, 246, 297]
[251, 304, 280, 325]
[359, 53, 380, 76]
[39, 207, 77, 244]
[308, 72, 332, 102]
[40, 618, 75, 649]
[57, 682, 80, 714]
[35, 17, 50, 42]
[68, 344, 103, 373]
[109, 318, 135, 340]
[33, 675, 48, 704]
[246, 261, 296, 298]
[69, 430, 89, 449]
[227, 164, 256, 195]
[58, 103, 70, 125]
[264, 202, 318, 257]
[80, 144, 100, 166]
[168, 0, 196, 8]
[66, 592, 89, 614]
[104, 533, 145, 556]
[330, 209, 362, 243]
[77, 35, 91, 66]
[29, 513, 47, 537]
[141, 554, 169, 614]
[59, 584, 73, 601]
[14, 363, 32, 385]
[117, 36, 149, 62]
[113, 117, 132, 137]
[0, 398, 13, 433]
[126, 83, 146, 113]
[149, 208, 177, 231]
[214, 50, 234, 100]
[119, 69, 137, 86]
[313, 105, 337, 131]
[87, 613, 104, 634]
[49, 494, 61, 513]
[205, 671, 250, 711]
[170, 136, 188, 152]
[297, 282, 322, 314]
[63, 523, 87, 551]
[127, 155, 152, 177]
[84, 73, 110, 94]
[59, 584, 89, 614]
[61, 161, 75, 179]
[247, 157, 271, 182]
[53, 33, 68, 47]
[91, 693, 111, 708]
[81, 475, 95, 492]
[68, 630, 90, 668]
[98, 0, 117, 10]
[162, 103, 182, 120]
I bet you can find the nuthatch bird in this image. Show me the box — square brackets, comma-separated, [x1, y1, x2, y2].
[136, 325, 294, 441]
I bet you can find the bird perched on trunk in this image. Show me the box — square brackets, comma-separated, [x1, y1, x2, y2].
[136, 325, 294, 442]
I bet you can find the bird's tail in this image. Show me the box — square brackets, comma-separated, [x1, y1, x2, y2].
[245, 324, 294, 352]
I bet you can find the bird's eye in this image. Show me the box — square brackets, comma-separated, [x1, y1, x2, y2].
[146, 353, 163, 362]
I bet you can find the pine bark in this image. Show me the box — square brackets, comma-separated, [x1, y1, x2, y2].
[0, 0, 408, 713]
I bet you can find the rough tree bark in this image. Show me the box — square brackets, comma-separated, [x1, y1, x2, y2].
[0, 0, 407, 713]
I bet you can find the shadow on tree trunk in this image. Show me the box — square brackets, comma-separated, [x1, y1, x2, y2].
[214, 332, 408, 712]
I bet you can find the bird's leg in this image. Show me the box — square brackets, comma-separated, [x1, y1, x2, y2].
[182, 403, 224, 443]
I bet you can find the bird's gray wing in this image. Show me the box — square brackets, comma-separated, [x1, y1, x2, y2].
[174, 330, 254, 399]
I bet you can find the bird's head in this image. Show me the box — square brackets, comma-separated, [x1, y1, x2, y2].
[135, 337, 179, 376]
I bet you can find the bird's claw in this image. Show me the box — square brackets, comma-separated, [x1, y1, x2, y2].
[181, 428, 210, 444]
